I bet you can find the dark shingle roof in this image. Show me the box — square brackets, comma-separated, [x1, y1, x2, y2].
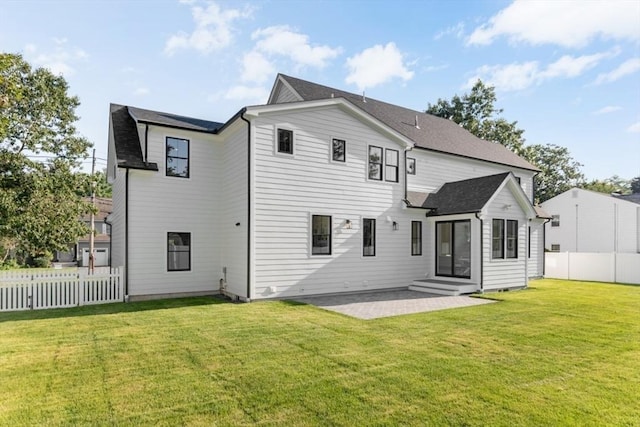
[110, 104, 158, 171]
[616, 193, 640, 205]
[277, 74, 538, 172]
[128, 106, 223, 133]
[421, 172, 511, 216]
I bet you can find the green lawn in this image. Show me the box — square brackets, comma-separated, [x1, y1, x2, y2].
[1, 279, 638, 426]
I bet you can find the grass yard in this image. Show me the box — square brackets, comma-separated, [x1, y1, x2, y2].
[0, 279, 638, 426]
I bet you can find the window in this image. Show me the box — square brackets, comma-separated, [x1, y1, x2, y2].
[551, 244, 560, 252]
[506, 220, 518, 259]
[311, 215, 331, 255]
[492, 219, 504, 259]
[167, 232, 190, 271]
[332, 138, 346, 162]
[411, 221, 422, 256]
[368, 146, 383, 180]
[166, 137, 189, 178]
[436, 220, 470, 278]
[385, 149, 399, 182]
[363, 218, 376, 256]
[407, 158, 416, 175]
[277, 128, 293, 154]
[492, 219, 518, 259]
[551, 215, 560, 227]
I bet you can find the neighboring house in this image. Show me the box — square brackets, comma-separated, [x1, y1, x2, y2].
[541, 188, 640, 253]
[55, 197, 112, 267]
[107, 74, 547, 301]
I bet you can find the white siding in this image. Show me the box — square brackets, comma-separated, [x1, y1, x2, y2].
[251, 107, 427, 299]
[482, 186, 529, 290]
[271, 82, 302, 104]
[220, 122, 249, 298]
[408, 149, 535, 202]
[528, 220, 545, 278]
[110, 167, 126, 269]
[126, 126, 222, 297]
[542, 189, 640, 253]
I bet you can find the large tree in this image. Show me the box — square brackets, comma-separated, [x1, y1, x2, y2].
[630, 176, 640, 194]
[426, 80, 584, 203]
[0, 53, 92, 265]
[582, 175, 631, 195]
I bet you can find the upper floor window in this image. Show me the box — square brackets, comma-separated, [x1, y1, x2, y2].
[363, 218, 376, 256]
[167, 232, 190, 271]
[311, 215, 331, 255]
[368, 146, 383, 180]
[278, 128, 293, 155]
[551, 215, 560, 227]
[332, 138, 346, 162]
[551, 244, 560, 252]
[385, 149, 399, 182]
[166, 137, 189, 178]
[407, 158, 416, 175]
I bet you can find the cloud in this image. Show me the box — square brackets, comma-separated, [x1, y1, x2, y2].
[592, 106, 622, 115]
[26, 39, 88, 77]
[468, 0, 640, 48]
[465, 51, 614, 91]
[134, 87, 150, 96]
[164, 2, 251, 56]
[240, 51, 275, 84]
[628, 122, 640, 133]
[345, 42, 414, 91]
[434, 22, 465, 40]
[251, 26, 342, 68]
[223, 85, 270, 102]
[593, 58, 640, 85]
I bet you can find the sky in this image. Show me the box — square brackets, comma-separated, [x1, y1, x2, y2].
[1, 0, 639, 180]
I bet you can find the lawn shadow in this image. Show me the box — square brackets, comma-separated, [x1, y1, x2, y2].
[0, 294, 231, 323]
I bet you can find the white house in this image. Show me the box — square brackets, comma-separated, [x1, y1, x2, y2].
[541, 188, 640, 253]
[107, 74, 547, 301]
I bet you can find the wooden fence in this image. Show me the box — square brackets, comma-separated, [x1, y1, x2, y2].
[0, 267, 124, 312]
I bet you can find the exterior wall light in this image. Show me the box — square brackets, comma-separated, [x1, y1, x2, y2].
[345, 219, 352, 229]
[393, 221, 398, 230]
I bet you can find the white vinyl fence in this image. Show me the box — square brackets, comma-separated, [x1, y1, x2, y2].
[0, 267, 124, 312]
[545, 253, 640, 285]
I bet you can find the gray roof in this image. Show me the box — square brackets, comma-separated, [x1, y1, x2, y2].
[277, 74, 538, 172]
[128, 106, 223, 133]
[616, 193, 640, 205]
[413, 173, 511, 216]
[110, 104, 158, 171]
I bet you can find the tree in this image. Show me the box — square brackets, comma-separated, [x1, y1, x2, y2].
[523, 144, 584, 203]
[426, 80, 584, 202]
[0, 53, 92, 265]
[582, 175, 631, 195]
[77, 170, 112, 198]
[426, 80, 527, 155]
[631, 176, 640, 194]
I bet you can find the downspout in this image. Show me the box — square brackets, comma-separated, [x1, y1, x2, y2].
[542, 217, 551, 276]
[144, 124, 149, 162]
[403, 147, 412, 202]
[104, 214, 112, 268]
[240, 110, 251, 301]
[475, 212, 483, 293]
[125, 168, 130, 298]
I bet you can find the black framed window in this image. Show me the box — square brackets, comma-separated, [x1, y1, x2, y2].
[368, 146, 382, 180]
[363, 218, 376, 256]
[411, 221, 422, 256]
[312, 215, 331, 255]
[492, 219, 505, 259]
[551, 215, 560, 227]
[332, 138, 346, 162]
[278, 128, 293, 154]
[506, 220, 518, 259]
[385, 149, 399, 182]
[167, 232, 190, 271]
[492, 219, 518, 259]
[407, 158, 416, 175]
[166, 137, 189, 178]
[551, 244, 560, 252]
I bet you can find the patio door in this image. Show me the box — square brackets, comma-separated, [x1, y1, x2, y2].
[436, 220, 471, 278]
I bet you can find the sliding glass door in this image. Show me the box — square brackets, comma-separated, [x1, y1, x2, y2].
[436, 220, 471, 278]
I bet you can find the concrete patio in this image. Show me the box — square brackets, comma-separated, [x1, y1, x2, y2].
[291, 289, 496, 319]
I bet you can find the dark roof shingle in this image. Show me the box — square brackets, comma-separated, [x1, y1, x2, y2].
[128, 106, 223, 133]
[110, 104, 157, 170]
[277, 74, 538, 171]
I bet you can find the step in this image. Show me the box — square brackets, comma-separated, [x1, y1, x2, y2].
[410, 280, 478, 296]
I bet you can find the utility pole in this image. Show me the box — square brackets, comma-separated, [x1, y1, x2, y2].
[89, 148, 96, 274]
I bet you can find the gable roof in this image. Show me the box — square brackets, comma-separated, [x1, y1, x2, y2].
[110, 104, 158, 171]
[128, 106, 223, 133]
[420, 173, 511, 215]
[275, 74, 538, 172]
